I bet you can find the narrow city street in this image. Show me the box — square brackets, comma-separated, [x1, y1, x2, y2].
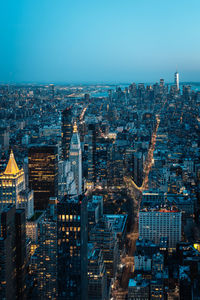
[111, 115, 160, 299]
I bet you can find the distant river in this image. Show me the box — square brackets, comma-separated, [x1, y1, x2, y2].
[90, 82, 200, 98]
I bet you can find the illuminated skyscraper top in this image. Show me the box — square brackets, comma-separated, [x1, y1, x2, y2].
[174, 70, 179, 91]
[0, 150, 24, 206]
[4, 149, 20, 175]
[73, 121, 78, 133]
[0, 150, 34, 218]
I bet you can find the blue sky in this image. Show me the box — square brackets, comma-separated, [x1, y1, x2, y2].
[1, 0, 200, 83]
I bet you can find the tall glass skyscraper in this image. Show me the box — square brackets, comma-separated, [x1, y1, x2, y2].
[0, 205, 26, 300]
[28, 145, 58, 210]
[57, 194, 88, 300]
[174, 71, 179, 91]
[69, 122, 82, 195]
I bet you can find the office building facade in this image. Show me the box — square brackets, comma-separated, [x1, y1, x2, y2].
[36, 198, 57, 299]
[139, 207, 182, 248]
[61, 107, 73, 160]
[88, 245, 107, 300]
[57, 194, 88, 300]
[28, 145, 58, 210]
[0, 205, 26, 300]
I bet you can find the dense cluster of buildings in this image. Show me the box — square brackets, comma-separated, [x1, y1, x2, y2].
[0, 72, 200, 299]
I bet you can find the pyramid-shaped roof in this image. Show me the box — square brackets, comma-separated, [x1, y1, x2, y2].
[4, 150, 20, 175]
[70, 122, 81, 147]
[70, 131, 80, 147]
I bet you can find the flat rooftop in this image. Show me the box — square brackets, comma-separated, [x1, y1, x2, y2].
[104, 214, 128, 234]
[140, 206, 180, 213]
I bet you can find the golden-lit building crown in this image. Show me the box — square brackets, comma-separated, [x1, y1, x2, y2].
[73, 121, 78, 133]
[4, 150, 20, 175]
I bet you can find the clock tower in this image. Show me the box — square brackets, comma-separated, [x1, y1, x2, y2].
[69, 122, 82, 195]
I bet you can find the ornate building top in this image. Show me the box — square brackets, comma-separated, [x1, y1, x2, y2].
[3, 150, 21, 175]
[73, 121, 78, 133]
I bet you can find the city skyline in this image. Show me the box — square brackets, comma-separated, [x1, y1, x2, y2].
[1, 0, 200, 298]
[1, 0, 200, 83]
[0, 77, 200, 298]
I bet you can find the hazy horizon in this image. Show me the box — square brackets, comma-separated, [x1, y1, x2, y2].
[1, 80, 200, 86]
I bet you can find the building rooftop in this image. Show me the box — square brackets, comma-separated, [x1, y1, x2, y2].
[140, 205, 180, 213]
[28, 211, 44, 222]
[3, 150, 20, 175]
[128, 275, 149, 288]
[136, 237, 158, 248]
[104, 214, 128, 234]
[88, 243, 101, 260]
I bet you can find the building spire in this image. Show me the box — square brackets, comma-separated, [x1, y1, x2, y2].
[4, 150, 20, 175]
[73, 121, 78, 133]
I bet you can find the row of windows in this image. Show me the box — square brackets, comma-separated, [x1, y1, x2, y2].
[58, 214, 80, 221]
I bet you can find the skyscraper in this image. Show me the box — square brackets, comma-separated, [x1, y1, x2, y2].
[0, 205, 16, 300]
[57, 194, 88, 300]
[58, 160, 77, 200]
[28, 145, 58, 210]
[89, 218, 119, 285]
[0, 205, 26, 300]
[15, 209, 26, 300]
[61, 107, 73, 160]
[0, 150, 34, 219]
[36, 198, 57, 299]
[88, 245, 107, 300]
[69, 122, 82, 195]
[159, 78, 165, 94]
[174, 70, 179, 91]
[49, 84, 55, 99]
[0, 150, 24, 206]
[86, 123, 99, 187]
